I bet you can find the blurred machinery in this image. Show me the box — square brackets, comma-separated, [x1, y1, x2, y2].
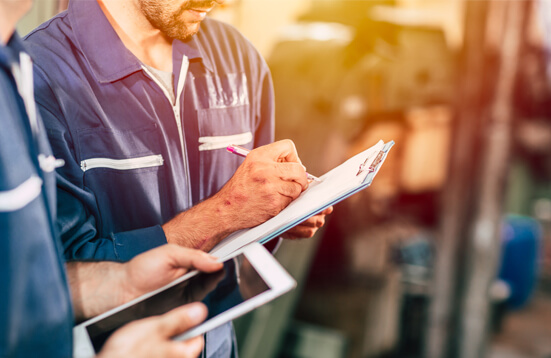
[248, 2, 458, 358]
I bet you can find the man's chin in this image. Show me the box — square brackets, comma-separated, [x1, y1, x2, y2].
[173, 24, 201, 41]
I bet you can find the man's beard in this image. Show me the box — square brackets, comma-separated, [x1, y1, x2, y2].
[138, 0, 216, 41]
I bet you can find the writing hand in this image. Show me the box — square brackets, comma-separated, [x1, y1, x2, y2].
[213, 139, 309, 231]
[163, 139, 310, 251]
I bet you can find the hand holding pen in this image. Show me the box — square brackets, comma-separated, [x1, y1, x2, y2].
[192, 140, 310, 235]
[163, 140, 327, 252]
[228, 142, 331, 240]
[227, 144, 321, 182]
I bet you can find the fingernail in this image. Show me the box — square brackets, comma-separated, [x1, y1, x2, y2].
[201, 252, 219, 261]
[187, 303, 206, 320]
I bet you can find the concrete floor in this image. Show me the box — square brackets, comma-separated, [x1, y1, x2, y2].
[489, 292, 551, 358]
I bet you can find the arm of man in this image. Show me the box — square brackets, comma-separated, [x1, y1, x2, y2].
[163, 140, 310, 252]
[67, 244, 222, 321]
[67, 245, 221, 358]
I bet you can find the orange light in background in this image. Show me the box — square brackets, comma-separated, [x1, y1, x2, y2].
[400, 105, 452, 193]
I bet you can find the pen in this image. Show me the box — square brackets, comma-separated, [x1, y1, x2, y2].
[227, 144, 321, 182]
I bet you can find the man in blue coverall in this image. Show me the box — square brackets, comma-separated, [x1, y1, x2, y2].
[24, 0, 332, 356]
[0, 0, 233, 356]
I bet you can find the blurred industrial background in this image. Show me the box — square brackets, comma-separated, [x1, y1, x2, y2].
[19, 1, 551, 357]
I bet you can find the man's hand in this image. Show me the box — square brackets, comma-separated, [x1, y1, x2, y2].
[68, 245, 222, 322]
[214, 139, 309, 228]
[98, 303, 207, 358]
[281, 206, 334, 240]
[163, 140, 310, 251]
[120, 244, 223, 303]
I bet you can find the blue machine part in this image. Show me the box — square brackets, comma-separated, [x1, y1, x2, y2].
[498, 215, 542, 309]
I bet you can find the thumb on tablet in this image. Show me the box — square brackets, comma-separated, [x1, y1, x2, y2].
[98, 303, 207, 358]
[158, 303, 208, 337]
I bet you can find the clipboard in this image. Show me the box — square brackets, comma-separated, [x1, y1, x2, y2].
[210, 140, 395, 259]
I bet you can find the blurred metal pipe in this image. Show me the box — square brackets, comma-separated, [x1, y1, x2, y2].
[425, 1, 529, 358]
[459, 1, 528, 357]
[424, 1, 491, 356]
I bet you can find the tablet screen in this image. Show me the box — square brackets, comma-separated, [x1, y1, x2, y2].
[85, 254, 269, 352]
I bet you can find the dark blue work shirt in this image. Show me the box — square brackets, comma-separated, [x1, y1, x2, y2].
[0, 33, 73, 357]
[24, 1, 274, 357]
[24, 0, 274, 262]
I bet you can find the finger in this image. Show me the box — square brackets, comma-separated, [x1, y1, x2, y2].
[311, 213, 327, 227]
[314, 215, 326, 228]
[274, 162, 309, 190]
[285, 226, 317, 239]
[259, 139, 303, 165]
[157, 303, 208, 338]
[165, 245, 223, 272]
[275, 139, 302, 164]
[296, 215, 326, 228]
[276, 180, 304, 201]
[321, 206, 334, 215]
[294, 219, 317, 228]
[170, 336, 204, 358]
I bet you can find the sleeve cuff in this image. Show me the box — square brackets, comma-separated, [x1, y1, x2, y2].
[111, 225, 167, 261]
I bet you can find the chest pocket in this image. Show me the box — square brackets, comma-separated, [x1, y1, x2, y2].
[194, 73, 253, 197]
[77, 124, 167, 235]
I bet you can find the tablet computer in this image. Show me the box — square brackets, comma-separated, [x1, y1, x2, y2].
[73, 243, 296, 357]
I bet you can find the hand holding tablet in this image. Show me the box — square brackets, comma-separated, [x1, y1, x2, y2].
[73, 243, 296, 357]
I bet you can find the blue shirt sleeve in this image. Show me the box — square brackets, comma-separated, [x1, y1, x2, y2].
[56, 176, 167, 261]
[0, 37, 74, 356]
[34, 70, 167, 262]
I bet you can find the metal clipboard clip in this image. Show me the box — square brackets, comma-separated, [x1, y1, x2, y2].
[356, 150, 385, 176]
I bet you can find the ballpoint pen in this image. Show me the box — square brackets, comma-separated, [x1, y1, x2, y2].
[226, 144, 321, 182]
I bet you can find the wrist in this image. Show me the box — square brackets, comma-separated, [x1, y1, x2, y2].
[162, 196, 236, 251]
[116, 262, 138, 305]
[207, 191, 241, 235]
[68, 261, 127, 322]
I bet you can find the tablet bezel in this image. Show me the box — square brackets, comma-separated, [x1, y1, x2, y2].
[72, 243, 295, 357]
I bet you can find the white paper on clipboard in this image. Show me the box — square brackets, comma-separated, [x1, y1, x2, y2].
[210, 140, 395, 260]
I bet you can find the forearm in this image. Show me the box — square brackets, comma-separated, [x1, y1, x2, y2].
[162, 194, 237, 252]
[67, 261, 129, 322]
[163, 141, 309, 251]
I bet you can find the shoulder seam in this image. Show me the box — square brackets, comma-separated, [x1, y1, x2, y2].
[24, 11, 68, 40]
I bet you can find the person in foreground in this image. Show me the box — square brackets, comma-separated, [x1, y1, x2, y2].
[0, 0, 223, 356]
[24, 0, 332, 356]
[24, 0, 330, 261]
